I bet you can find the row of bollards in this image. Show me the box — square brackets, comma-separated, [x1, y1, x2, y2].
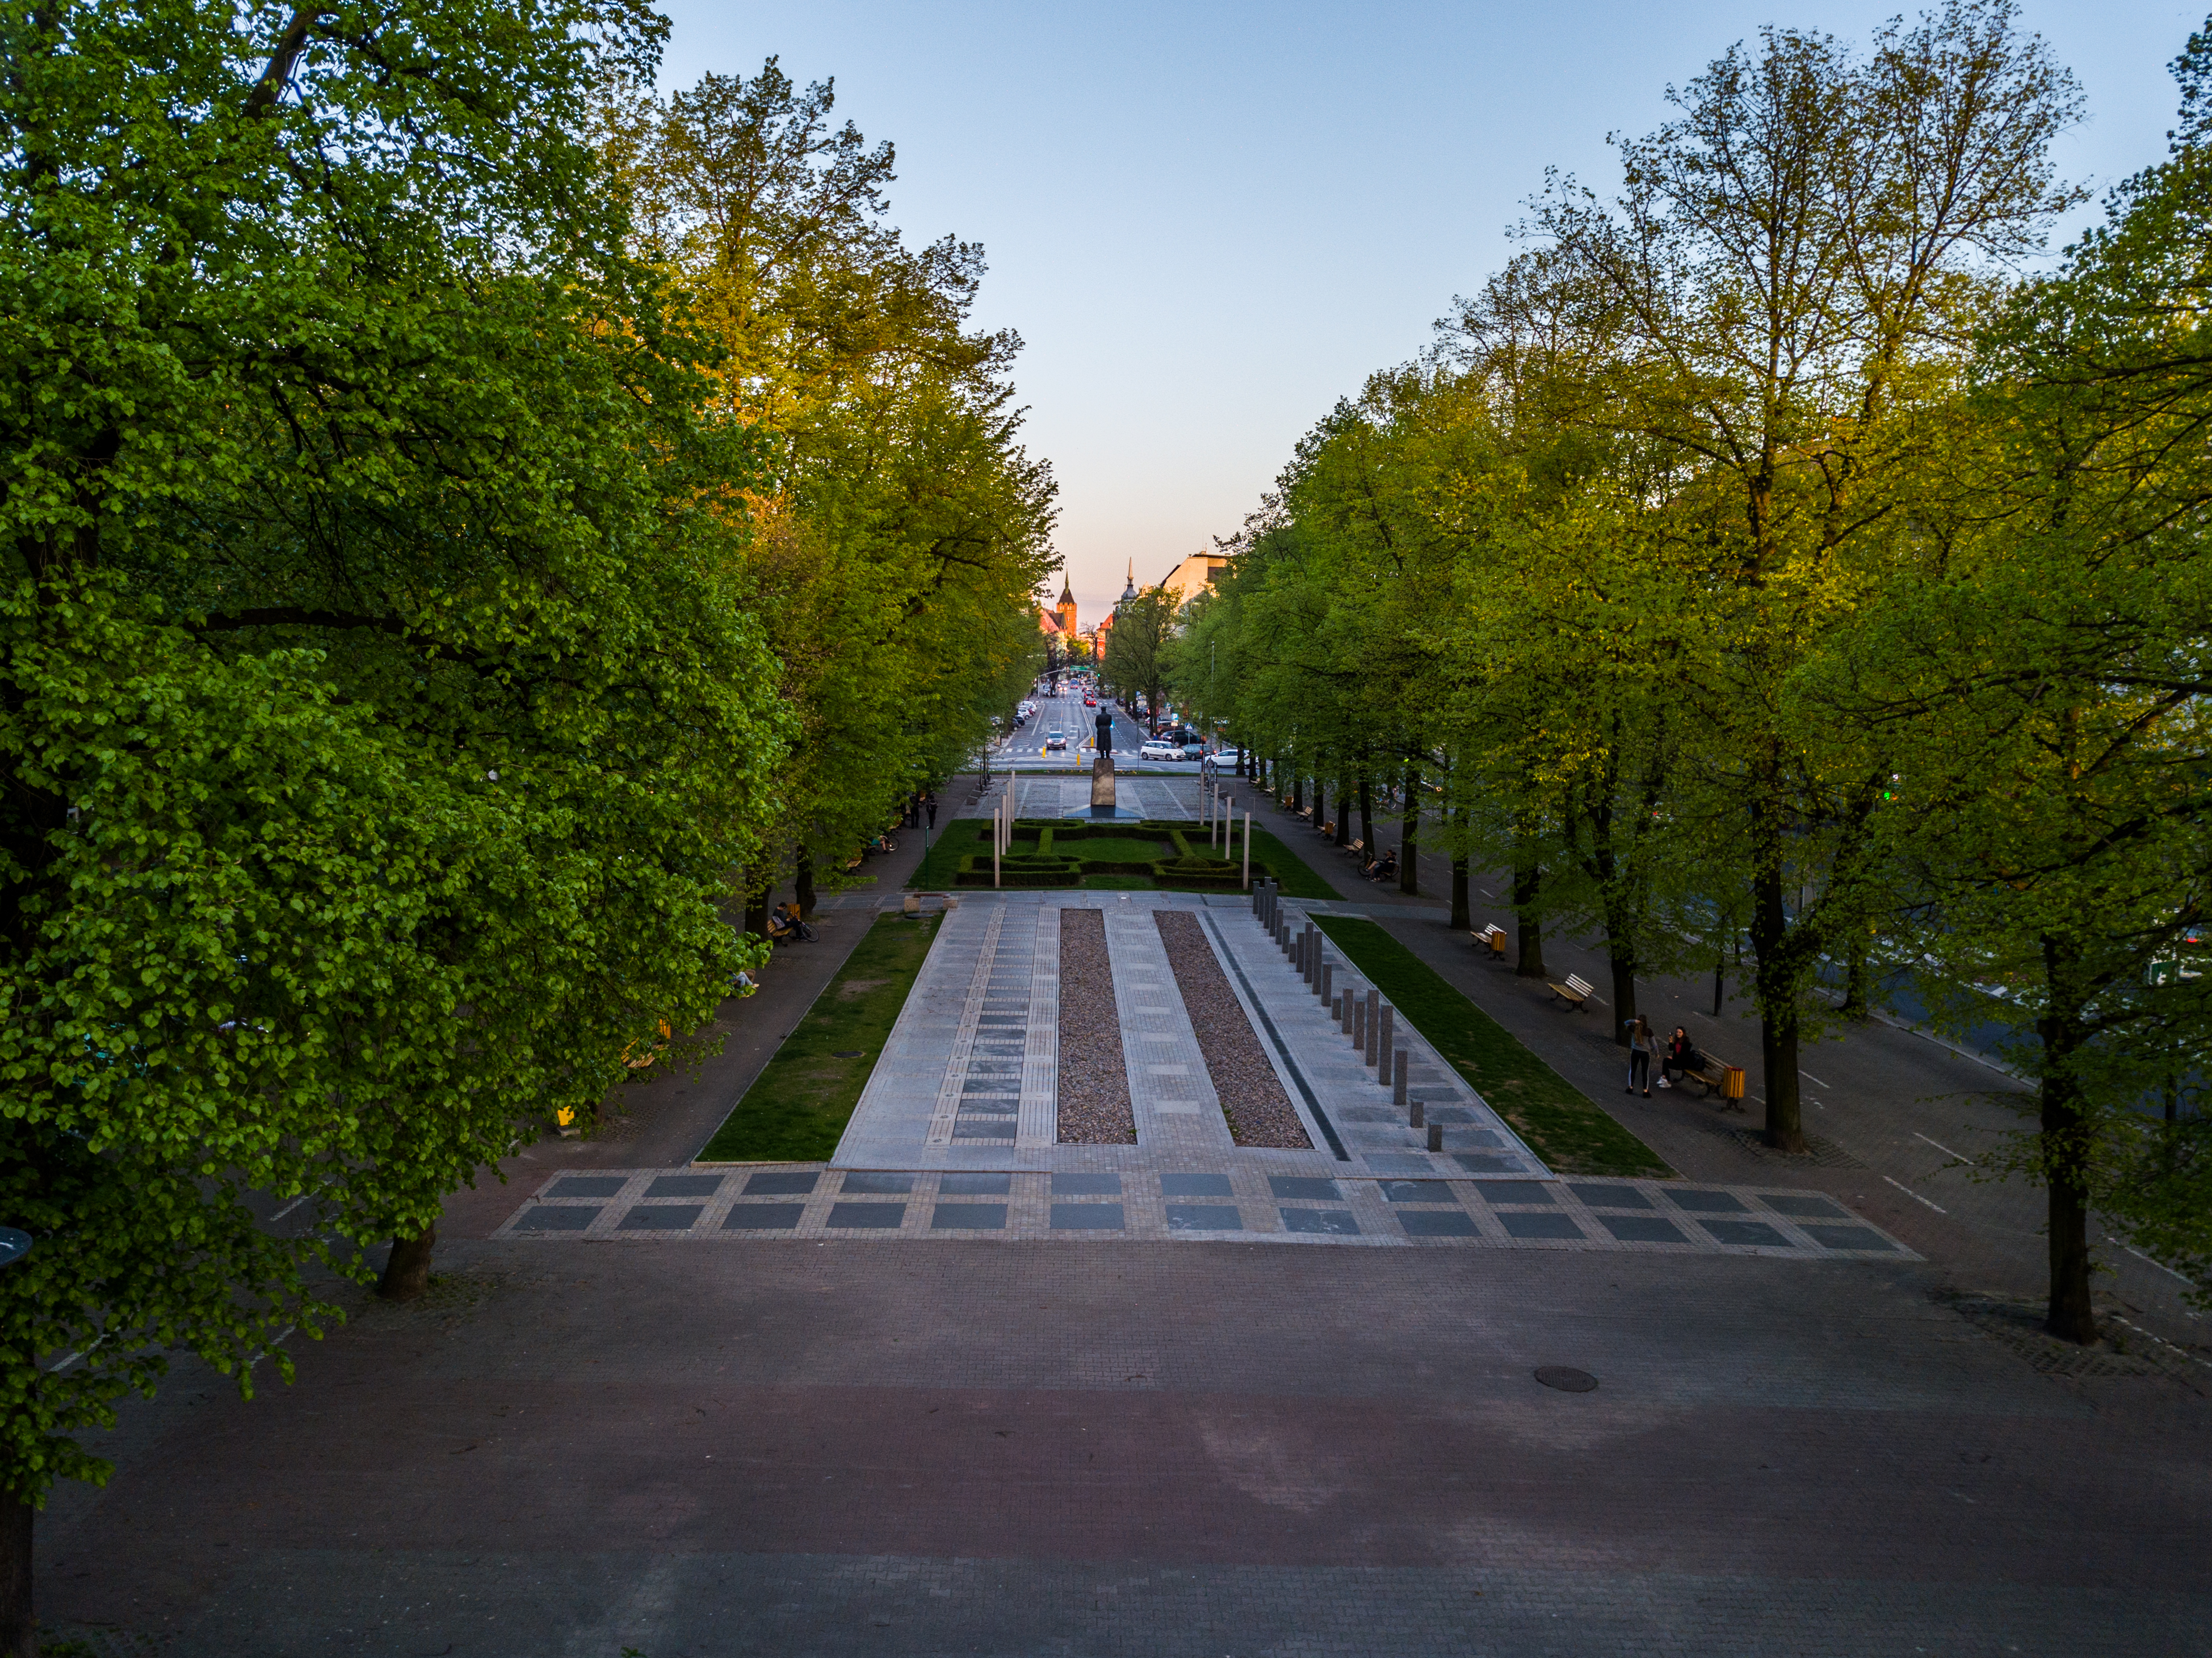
[1255, 879, 1444, 1152]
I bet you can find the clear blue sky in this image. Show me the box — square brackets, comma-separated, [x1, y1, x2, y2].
[656, 1, 2203, 622]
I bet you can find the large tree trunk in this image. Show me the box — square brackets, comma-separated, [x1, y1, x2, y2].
[1512, 856, 1547, 980]
[795, 843, 816, 921]
[1312, 775, 1324, 829]
[2037, 939, 2098, 1344]
[1, 1492, 30, 1658]
[1358, 775, 1373, 851]
[1335, 774, 1352, 846]
[1398, 759, 1420, 896]
[1751, 864, 1807, 1152]
[377, 1222, 436, 1302]
[1291, 770, 1303, 813]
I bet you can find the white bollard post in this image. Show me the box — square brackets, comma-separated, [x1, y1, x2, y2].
[1243, 812, 1252, 890]
[993, 803, 1001, 889]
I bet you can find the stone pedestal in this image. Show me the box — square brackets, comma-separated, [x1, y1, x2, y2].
[1090, 755, 1117, 818]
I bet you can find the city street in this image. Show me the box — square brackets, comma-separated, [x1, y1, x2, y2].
[993, 681, 1195, 774]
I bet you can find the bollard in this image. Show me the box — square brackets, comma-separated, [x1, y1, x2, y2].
[1332, 992, 1344, 1023]
[1426, 1122, 1444, 1153]
[1302, 924, 1317, 983]
[1366, 997, 1382, 1067]
[1290, 927, 1302, 971]
[1395, 1050, 1410, 1113]
[1320, 962, 1333, 1005]
[1342, 989, 1356, 1038]
[1378, 1004, 1395, 1081]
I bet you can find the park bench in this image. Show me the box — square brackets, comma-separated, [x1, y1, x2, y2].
[1673, 1050, 1747, 1108]
[1319, 818, 1336, 838]
[1344, 838, 1365, 860]
[1472, 923, 1508, 960]
[1548, 972, 1596, 1010]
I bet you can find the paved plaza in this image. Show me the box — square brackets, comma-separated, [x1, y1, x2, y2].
[38, 774, 2209, 1657]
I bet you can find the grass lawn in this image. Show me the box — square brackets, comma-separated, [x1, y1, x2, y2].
[906, 819, 1335, 898]
[1312, 915, 1673, 1178]
[695, 912, 941, 1162]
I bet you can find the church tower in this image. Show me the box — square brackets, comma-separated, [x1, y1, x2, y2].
[1056, 577, 1077, 637]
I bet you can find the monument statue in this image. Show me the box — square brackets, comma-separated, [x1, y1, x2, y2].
[1090, 702, 1118, 817]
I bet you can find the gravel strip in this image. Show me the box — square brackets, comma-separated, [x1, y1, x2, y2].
[1056, 909, 1136, 1144]
[1154, 909, 1311, 1149]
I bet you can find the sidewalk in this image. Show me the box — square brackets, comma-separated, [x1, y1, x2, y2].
[1229, 776, 2209, 1358]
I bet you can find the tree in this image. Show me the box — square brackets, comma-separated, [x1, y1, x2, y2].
[1515, 0, 2086, 1149]
[1831, 15, 2212, 1339]
[1102, 586, 1178, 732]
[0, 3, 790, 1649]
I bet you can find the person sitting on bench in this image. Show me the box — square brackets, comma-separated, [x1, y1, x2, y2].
[1662, 1026, 1698, 1088]
[767, 902, 813, 943]
[1365, 848, 1397, 882]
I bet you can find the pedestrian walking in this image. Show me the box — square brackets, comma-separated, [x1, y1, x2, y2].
[924, 791, 938, 831]
[1624, 1014, 1660, 1097]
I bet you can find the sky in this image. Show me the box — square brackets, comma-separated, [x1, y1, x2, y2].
[655, 0, 2204, 623]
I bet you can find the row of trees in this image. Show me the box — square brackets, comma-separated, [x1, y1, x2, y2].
[1168, 1, 2211, 1342]
[0, 4, 1050, 1644]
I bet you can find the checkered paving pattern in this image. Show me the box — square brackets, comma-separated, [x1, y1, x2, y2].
[493, 1165, 1916, 1257]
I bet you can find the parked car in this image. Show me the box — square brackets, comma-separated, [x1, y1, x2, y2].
[1045, 729, 1068, 750]
[1139, 739, 1185, 762]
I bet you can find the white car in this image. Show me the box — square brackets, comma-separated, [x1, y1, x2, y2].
[1139, 739, 1185, 762]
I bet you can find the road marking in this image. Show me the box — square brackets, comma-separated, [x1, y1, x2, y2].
[1882, 1174, 1946, 1214]
[1799, 1069, 1831, 1087]
[2119, 1241, 2195, 1288]
[1913, 1131, 1974, 1164]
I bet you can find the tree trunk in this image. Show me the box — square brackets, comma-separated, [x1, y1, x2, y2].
[1449, 848, 1470, 933]
[1751, 864, 1807, 1152]
[2037, 939, 2099, 1344]
[1291, 771, 1303, 813]
[1, 1492, 29, 1658]
[1398, 759, 1419, 896]
[1609, 956, 1637, 1048]
[1839, 930, 1869, 1019]
[1335, 774, 1352, 846]
[378, 1222, 436, 1302]
[744, 858, 771, 943]
[795, 843, 816, 921]
[1512, 858, 1547, 980]
[1312, 775, 1325, 830]
[1712, 955, 1727, 1017]
[1358, 775, 1373, 851]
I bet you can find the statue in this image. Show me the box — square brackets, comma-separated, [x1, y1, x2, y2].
[1090, 701, 1117, 816]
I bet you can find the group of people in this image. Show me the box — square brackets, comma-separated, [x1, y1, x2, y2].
[1621, 1016, 1702, 1096]
[1361, 848, 1397, 883]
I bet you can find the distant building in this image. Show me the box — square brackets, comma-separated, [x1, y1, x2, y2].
[1156, 551, 1229, 608]
[1055, 577, 1078, 638]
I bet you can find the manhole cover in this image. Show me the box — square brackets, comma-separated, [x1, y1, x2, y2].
[832, 1050, 864, 1059]
[1534, 1366, 1598, 1392]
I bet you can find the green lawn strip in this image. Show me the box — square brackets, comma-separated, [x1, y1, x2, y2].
[696, 913, 942, 1162]
[909, 818, 1335, 898]
[908, 820, 987, 889]
[1311, 916, 1673, 1178]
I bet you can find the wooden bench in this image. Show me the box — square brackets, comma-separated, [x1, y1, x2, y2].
[1548, 972, 1596, 1010]
[1673, 1051, 1747, 1109]
[1472, 924, 1508, 960]
[1318, 818, 1336, 838]
[1345, 838, 1365, 860]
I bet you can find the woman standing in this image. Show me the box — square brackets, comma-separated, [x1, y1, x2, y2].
[1625, 1015, 1660, 1097]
